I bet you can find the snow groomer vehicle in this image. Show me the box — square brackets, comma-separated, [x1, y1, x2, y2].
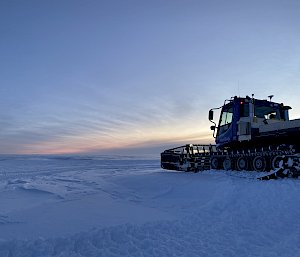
[161, 95, 300, 179]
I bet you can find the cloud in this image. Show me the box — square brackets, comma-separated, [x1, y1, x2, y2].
[1, 0, 300, 154]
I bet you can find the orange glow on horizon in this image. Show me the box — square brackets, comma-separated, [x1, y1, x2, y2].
[14, 130, 214, 155]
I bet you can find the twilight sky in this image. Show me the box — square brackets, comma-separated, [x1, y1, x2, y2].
[1, 0, 300, 154]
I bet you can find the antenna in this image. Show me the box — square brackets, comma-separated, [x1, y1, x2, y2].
[268, 95, 274, 101]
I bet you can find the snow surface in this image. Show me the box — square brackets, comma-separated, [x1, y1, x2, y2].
[1, 155, 300, 256]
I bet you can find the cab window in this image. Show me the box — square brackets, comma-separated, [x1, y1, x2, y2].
[255, 105, 280, 120]
[240, 103, 249, 117]
[220, 106, 233, 126]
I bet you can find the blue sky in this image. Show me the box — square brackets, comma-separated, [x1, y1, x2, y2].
[1, 0, 300, 154]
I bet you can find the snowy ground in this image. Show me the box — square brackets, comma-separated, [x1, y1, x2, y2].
[1, 155, 300, 257]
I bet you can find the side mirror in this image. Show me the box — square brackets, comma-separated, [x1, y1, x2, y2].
[209, 110, 214, 120]
[210, 125, 216, 131]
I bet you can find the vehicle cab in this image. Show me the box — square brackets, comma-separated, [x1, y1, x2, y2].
[209, 96, 292, 149]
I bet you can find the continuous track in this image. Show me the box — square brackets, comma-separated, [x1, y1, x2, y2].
[161, 144, 300, 180]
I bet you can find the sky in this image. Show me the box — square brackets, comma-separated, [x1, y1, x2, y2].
[1, 0, 300, 155]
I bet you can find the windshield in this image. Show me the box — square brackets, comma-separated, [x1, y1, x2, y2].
[217, 103, 234, 138]
[219, 105, 233, 126]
